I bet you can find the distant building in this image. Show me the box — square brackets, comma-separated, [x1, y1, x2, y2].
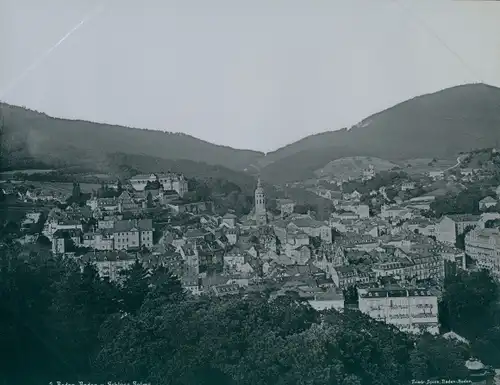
[116, 191, 140, 213]
[401, 181, 416, 191]
[113, 219, 154, 250]
[278, 199, 295, 217]
[358, 286, 439, 335]
[288, 217, 332, 244]
[221, 213, 237, 228]
[308, 288, 345, 311]
[80, 251, 136, 281]
[211, 284, 241, 297]
[82, 231, 114, 251]
[479, 196, 498, 211]
[337, 202, 370, 219]
[428, 170, 445, 180]
[129, 173, 188, 196]
[436, 214, 480, 245]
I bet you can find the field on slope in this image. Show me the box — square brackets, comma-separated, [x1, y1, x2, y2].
[314, 157, 397, 180]
[21, 182, 101, 195]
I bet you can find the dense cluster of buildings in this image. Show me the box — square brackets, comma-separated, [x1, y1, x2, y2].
[4, 153, 500, 338]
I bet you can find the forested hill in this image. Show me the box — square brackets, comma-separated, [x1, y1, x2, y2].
[0, 103, 263, 172]
[258, 83, 500, 183]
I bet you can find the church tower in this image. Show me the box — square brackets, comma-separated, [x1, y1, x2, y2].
[254, 177, 267, 226]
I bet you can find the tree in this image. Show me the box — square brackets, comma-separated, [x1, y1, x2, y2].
[249, 235, 259, 245]
[119, 259, 150, 314]
[343, 285, 359, 305]
[116, 180, 123, 195]
[36, 234, 52, 248]
[72, 182, 81, 200]
[309, 236, 322, 249]
[439, 270, 499, 339]
[409, 335, 469, 381]
[141, 266, 185, 311]
[146, 192, 153, 208]
[455, 225, 475, 250]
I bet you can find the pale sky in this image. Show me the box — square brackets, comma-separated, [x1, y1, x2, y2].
[1, 0, 500, 152]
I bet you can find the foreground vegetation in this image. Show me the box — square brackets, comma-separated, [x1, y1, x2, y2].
[2, 243, 499, 385]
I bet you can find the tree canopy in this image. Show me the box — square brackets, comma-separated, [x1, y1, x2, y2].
[1, 248, 495, 384]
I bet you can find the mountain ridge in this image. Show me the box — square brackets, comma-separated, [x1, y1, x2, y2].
[2, 83, 500, 184]
[258, 83, 500, 182]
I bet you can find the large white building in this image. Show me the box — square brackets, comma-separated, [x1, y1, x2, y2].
[358, 286, 439, 335]
[465, 227, 500, 280]
[436, 214, 480, 245]
[129, 173, 188, 196]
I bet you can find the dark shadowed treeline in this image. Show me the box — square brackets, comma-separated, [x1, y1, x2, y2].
[1, 243, 495, 385]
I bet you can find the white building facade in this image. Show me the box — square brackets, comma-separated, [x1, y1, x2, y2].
[358, 287, 439, 335]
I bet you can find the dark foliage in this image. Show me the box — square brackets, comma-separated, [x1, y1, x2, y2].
[0, 244, 487, 385]
[0, 103, 263, 172]
[439, 270, 500, 366]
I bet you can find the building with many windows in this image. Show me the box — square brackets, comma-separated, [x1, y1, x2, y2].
[112, 219, 154, 250]
[465, 227, 500, 280]
[129, 173, 188, 196]
[358, 286, 439, 335]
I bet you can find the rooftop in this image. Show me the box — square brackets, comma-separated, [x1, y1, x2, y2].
[113, 219, 153, 232]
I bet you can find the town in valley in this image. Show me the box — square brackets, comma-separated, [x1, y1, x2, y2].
[2, 146, 500, 384]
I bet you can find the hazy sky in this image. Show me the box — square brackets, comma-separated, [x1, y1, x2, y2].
[1, 0, 500, 152]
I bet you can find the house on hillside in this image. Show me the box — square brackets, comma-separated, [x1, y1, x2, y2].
[428, 170, 445, 180]
[129, 173, 188, 196]
[343, 190, 362, 201]
[401, 181, 416, 191]
[479, 196, 498, 211]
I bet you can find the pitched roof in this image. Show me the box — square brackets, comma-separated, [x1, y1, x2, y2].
[113, 219, 153, 232]
[53, 229, 82, 238]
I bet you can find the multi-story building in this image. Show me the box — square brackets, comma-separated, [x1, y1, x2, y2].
[45, 220, 84, 240]
[405, 253, 445, 282]
[129, 173, 188, 196]
[82, 231, 114, 251]
[113, 219, 154, 251]
[465, 227, 500, 280]
[436, 214, 480, 245]
[80, 251, 136, 281]
[337, 202, 370, 219]
[288, 218, 332, 244]
[278, 199, 295, 217]
[331, 266, 376, 288]
[308, 288, 345, 311]
[358, 286, 439, 335]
